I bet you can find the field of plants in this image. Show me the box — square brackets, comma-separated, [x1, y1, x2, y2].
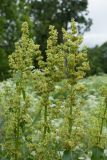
[0, 20, 107, 160]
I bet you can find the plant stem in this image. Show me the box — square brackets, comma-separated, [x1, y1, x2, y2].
[43, 96, 48, 137]
[69, 103, 73, 135]
[98, 98, 107, 144]
[14, 106, 20, 160]
[44, 104, 48, 136]
[14, 83, 21, 160]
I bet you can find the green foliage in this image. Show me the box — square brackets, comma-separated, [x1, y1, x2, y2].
[88, 42, 107, 75]
[0, 20, 107, 160]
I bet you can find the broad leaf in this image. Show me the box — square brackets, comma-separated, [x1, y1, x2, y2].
[91, 146, 104, 160]
[62, 150, 75, 160]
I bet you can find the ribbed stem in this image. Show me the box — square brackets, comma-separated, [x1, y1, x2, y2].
[44, 104, 48, 136]
[43, 96, 48, 137]
[98, 98, 107, 144]
[14, 106, 20, 160]
[69, 104, 73, 135]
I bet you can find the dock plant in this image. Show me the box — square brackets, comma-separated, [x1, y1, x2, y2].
[1, 22, 37, 160]
[1, 19, 107, 160]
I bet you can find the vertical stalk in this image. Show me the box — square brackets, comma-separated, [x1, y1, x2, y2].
[68, 91, 74, 136]
[98, 98, 107, 144]
[44, 104, 48, 136]
[43, 96, 48, 137]
[14, 83, 21, 160]
[14, 105, 20, 160]
[64, 49, 74, 137]
[68, 103, 73, 135]
[67, 46, 77, 136]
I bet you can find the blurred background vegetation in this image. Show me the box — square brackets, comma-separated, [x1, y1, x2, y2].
[87, 42, 107, 75]
[0, 0, 106, 81]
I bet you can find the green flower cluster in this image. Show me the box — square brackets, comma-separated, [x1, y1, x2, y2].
[0, 19, 91, 160]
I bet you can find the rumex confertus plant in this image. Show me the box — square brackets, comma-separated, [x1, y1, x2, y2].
[56, 19, 90, 158]
[30, 19, 90, 160]
[2, 19, 107, 160]
[1, 22, 38, 160]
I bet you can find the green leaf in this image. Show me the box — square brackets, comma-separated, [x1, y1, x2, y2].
[62, 150, 75, 160]
[91, 146, 104, 160]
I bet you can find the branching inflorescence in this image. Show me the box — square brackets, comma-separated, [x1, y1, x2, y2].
[2, 19, 105, 160]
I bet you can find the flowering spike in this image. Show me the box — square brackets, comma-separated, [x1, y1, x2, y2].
[71, 18, 77, 35]
[9, 22, 36, 73]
